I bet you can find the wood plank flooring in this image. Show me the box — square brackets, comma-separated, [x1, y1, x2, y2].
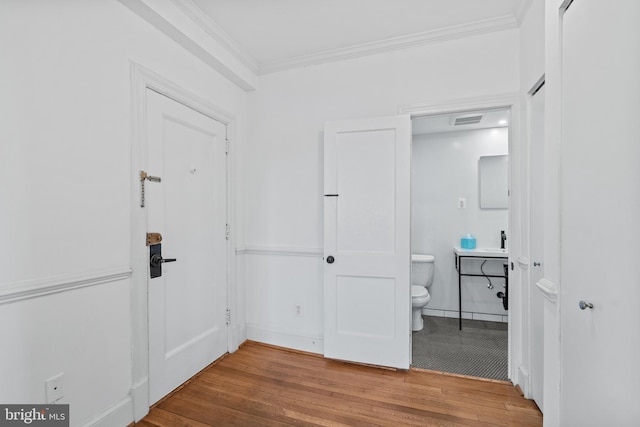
[136, 341, 542, 427]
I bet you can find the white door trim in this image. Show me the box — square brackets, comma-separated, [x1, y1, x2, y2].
[398, 93, 520, 383]
[128, 62, 237, 421]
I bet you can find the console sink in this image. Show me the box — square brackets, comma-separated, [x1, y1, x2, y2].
[454, 246, 508, 257]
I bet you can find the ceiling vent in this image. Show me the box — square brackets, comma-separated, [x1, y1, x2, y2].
[451, 114, 483, 126]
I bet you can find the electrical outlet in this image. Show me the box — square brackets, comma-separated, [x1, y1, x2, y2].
[294, 304, 304, 317]
[45, 373, 64, 403]
[458, 198, 467, 209]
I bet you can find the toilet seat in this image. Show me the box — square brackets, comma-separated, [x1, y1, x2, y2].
[411, 285, 429, 298]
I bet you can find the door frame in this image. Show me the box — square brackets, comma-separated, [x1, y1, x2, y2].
[525, 75, 546, 407]
[398, 93, 521, 382]
[128, 62, 237, 421]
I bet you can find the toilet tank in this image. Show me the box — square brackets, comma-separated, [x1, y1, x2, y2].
[411, 254, 435, 287]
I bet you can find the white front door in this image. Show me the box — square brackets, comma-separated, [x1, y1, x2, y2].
[529, 83, 545, 411]
[146, 89, 228, 404]
[561, 0, 640, 424]
[323, 115, 411, 369]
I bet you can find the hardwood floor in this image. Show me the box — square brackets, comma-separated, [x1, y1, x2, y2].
[136, 341, 542, 427]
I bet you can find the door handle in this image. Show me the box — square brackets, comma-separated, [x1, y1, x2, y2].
[326, 256, 335, 264]
[150, 254, 177, 268]
[579, 300, 594, 310]
[149, 243, 177, 278]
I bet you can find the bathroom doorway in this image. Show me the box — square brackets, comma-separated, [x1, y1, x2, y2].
[410, 107, 510, 380]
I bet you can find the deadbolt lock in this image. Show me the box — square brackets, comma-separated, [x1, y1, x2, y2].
[147, 233, 162, 246]
[146, 232, 162, 246]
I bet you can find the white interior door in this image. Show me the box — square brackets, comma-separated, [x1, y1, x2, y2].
[561, 0, 640, 424]
[146, 89, 228, 404]
[529, 83, 545, 411]
[324, 115, 411, 369]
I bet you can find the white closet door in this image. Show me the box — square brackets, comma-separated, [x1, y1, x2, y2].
[560, 0, 640, 424]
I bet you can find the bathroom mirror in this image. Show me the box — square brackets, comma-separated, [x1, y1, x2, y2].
[478, 155, 508, 209]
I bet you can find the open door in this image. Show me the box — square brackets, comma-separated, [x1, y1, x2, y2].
[323, 115, 411, 369]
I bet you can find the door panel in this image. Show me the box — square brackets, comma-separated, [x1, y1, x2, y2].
[324, 116, 411, 369]
[561, 0, 640, 423]
[146, 89, 228, 404]
[336, 130, 396, 253]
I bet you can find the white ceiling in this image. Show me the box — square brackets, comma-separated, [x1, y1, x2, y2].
[190, 0, 528, 67]
[412, 108, 510, 136]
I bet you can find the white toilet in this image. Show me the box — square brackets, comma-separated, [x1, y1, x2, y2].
[411, 254, 435, 332]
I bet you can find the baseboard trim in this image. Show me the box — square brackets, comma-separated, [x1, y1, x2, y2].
[0, 268, 132, 305]
[131, 378, 149, 422]
[422, 308, 508, 323]
[80, 396, 133, 427]
[518, 365, 531, 398]
[246, 324, 323, 355]
[229, 324, 246, 352]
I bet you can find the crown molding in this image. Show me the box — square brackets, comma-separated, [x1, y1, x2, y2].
[170, 0, 259, 74]
[122, 1, 521, 80]
[118, 0, 257, 91]
[258, 15, 518, 75]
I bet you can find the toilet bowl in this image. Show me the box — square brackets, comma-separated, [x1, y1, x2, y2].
[411, 254, 435, 332]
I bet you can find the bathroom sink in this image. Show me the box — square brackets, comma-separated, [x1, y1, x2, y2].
[454, 247, 508, 257]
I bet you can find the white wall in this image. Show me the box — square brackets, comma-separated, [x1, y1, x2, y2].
[412, 128, 509, 321]
[244, 29, 519, 352]
[0, 1, 248, 425]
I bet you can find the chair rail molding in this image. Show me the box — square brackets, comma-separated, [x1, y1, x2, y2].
[517, 256, 530, 269]
[236, 245, 323, 258]
[0, 267, 131, 305]
[535, 278, 558, 303]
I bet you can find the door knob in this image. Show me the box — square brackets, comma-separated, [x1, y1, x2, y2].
[326, 256, 335, 264]
[150, 253, 177, 268]
[578, 300, 594, 310]
[533, 261, 541, 267]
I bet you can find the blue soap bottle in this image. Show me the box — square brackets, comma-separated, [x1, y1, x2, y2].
[461, 233, 476, 249]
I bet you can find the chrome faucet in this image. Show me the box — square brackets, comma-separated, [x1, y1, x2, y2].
[501, 230, 507, 250]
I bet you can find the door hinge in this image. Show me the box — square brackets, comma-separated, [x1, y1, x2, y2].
[225, 308, 231, 325]
[225, 223, 231, 240]
[225, 139, 230, 155]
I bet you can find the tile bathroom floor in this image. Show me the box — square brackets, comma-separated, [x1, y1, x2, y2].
[412, 315, 508, 381]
